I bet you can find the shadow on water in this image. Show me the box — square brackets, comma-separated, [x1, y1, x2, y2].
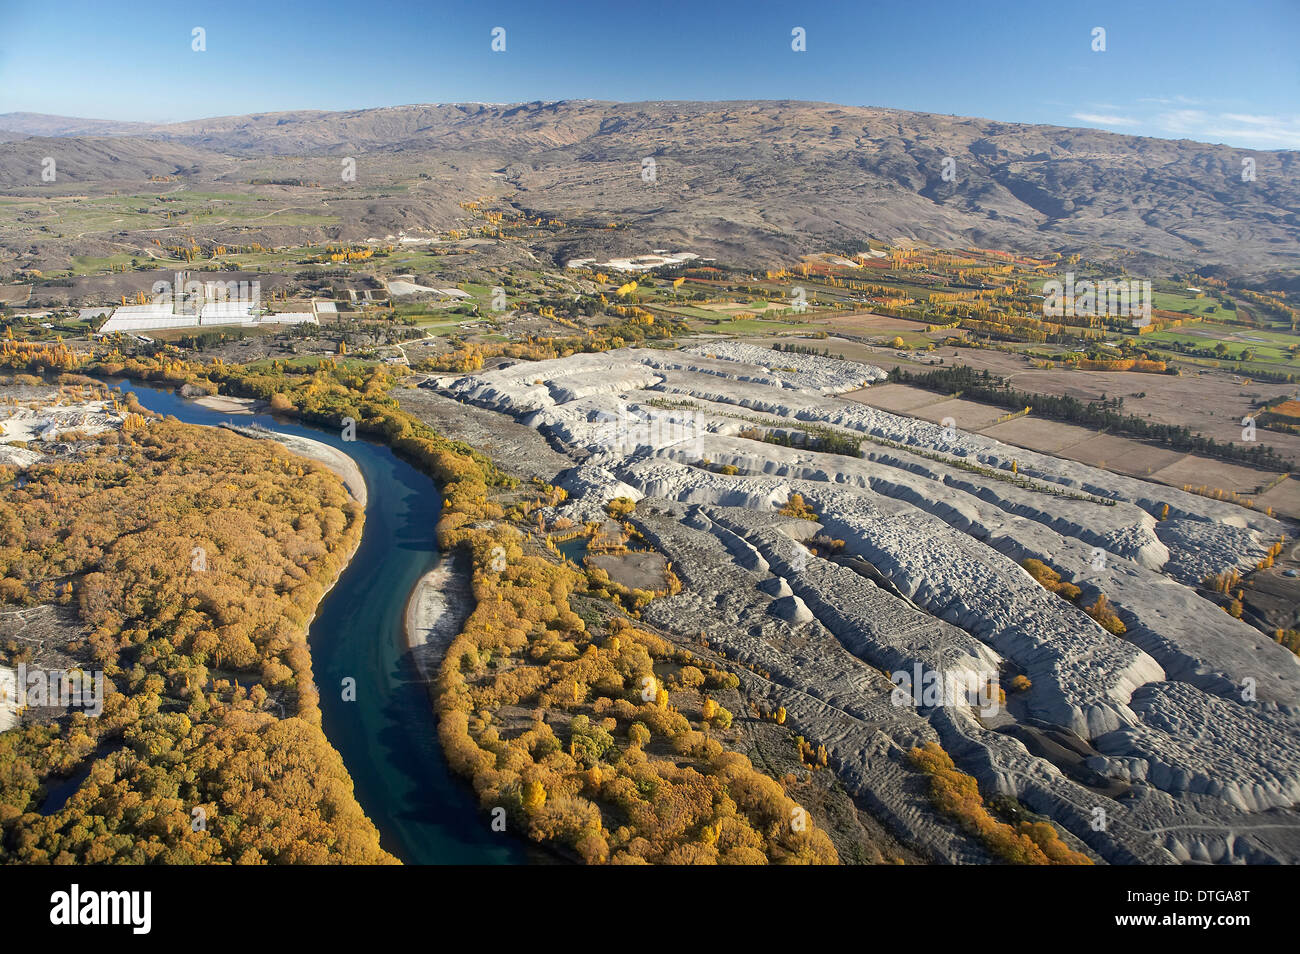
[108, 379, 530, 864]
[38, 749, 112, 816]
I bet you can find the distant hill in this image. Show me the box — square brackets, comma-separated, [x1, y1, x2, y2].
[0, 112, 157, 138]
[2, 101, 1297, 274]
[0, 136, 235, 184]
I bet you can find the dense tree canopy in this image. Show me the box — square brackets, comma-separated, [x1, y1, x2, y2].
[436, 523, 839, 865]
[0, 417, 393, 863]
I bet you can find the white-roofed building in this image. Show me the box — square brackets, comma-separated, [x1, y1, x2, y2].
[109, 303, 174, 316]
[98, 308, 201, 334]
[200, 301, 258, 326]
[94, 299, 317, 333]
[110, 316, 201, 331]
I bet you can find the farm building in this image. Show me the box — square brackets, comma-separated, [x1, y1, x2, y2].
[96, 302, 318, 332]
[98, 304, 204, 334]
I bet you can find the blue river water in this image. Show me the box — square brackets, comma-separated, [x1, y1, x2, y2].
[110, 379, 527, 864]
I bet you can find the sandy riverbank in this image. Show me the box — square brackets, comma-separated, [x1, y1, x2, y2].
[193, 394, 267, 414]
[0, 666, 16, 732]
[404, 552, 473, 682]
[273, 432, 368, 507]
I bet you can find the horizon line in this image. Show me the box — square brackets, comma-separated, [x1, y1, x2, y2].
[0, 99, 1294, 154]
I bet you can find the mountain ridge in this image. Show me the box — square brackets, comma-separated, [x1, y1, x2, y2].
[1, 100, 1297, 275]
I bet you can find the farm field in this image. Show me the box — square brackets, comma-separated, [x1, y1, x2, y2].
[0, 190, 343, 248]
[680, 315, 818, 334]
[885, 346, 1298, 460]
[847, 382, 1300, 518]
[907, 396, 1014, 430]
[744, 335, 1300, 466]
[980, 416, 1103, 455]
[1144, 321, 1300, 372]
[1258, 476, 1300, 521]
[842, 381, 941, 413]
[818, 312, 938, 337]
[1152, 291, 1237, 319]
[1146, 456, 1290, 505]
[1057, 433, 1191, 477]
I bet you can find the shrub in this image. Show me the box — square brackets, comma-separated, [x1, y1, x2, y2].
[1084, 594, 1127, 635]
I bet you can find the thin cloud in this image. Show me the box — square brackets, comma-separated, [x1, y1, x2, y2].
[1154, 109, 1300, 149]
[1070, 102, 1300, 149]
[1071, 112, 1141, 127]
[1220, 113, 1278, 126]
[1153, 109, 1210, 134]
[1137, 95, 1203, 107]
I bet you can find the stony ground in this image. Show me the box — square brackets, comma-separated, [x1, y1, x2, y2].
[418, 343, 1300, 864]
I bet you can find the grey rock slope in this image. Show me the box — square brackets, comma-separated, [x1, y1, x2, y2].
[433, 343, 1300, 863]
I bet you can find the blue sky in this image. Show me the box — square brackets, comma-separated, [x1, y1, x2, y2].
[2, 0, 1297, 149]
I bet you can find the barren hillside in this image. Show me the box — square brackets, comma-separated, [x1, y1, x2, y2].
[1, 100, 1297, 274]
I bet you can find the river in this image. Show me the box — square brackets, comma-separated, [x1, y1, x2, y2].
[110, 379, 527, 865]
